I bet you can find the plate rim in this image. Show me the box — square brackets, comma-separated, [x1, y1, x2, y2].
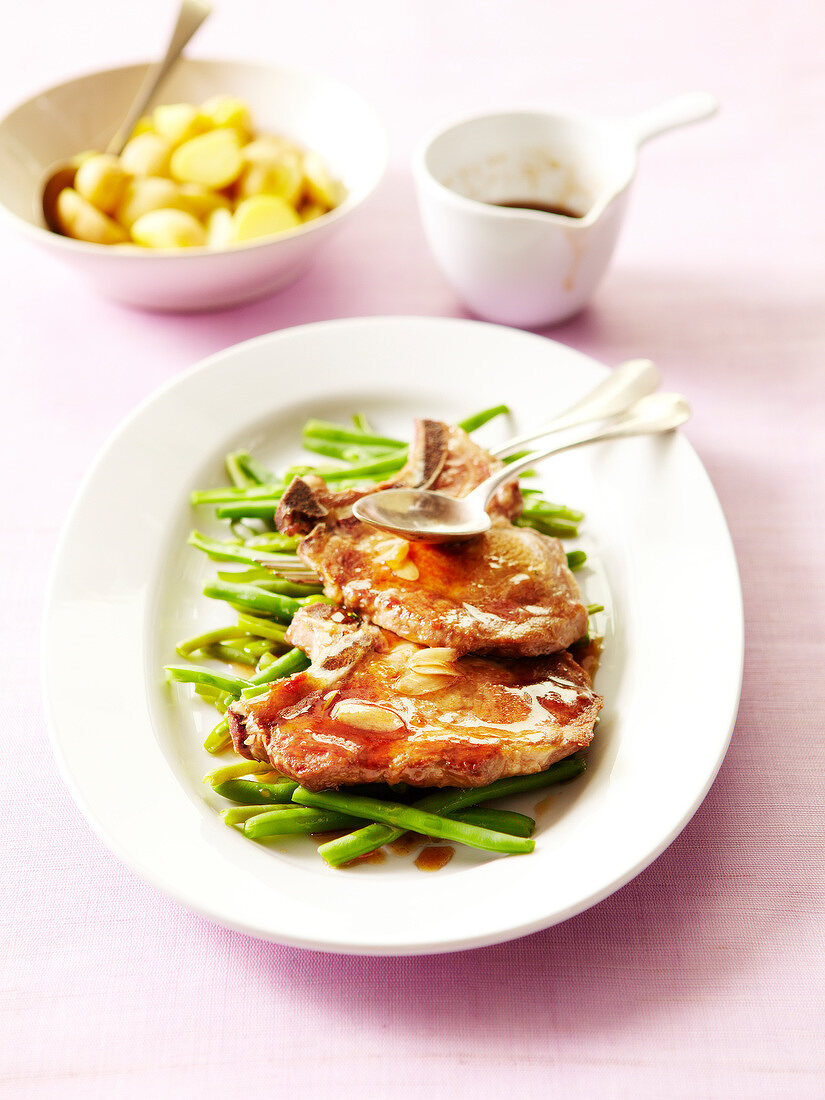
[42, 315, 744, 955]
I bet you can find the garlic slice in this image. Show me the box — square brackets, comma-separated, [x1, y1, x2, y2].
[330, 700, 404, 732]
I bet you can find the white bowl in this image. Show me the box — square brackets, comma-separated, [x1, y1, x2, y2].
[0, 58, 386, 311]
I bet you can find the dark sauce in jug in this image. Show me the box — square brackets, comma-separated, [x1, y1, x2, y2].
[493, 199, 583, 218]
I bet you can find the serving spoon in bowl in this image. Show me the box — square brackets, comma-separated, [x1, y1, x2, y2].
[352, 392, 691, 543]
[41, 0, 211, 232]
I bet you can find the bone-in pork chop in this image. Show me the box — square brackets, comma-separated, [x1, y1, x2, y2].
[275, 419, 587, 656]
[228, 604, 601, 790]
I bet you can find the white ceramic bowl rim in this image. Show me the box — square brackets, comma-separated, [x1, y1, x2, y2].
[0, 57, 387, 259]
[412, 106, 638, 230]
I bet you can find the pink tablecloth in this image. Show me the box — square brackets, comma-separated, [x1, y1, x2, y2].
[2, 1, 823, 1095]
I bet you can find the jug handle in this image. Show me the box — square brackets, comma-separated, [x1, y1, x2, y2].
[620, 92, 719, 147]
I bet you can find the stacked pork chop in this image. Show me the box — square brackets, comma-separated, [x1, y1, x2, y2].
[228, 420, 602, 789]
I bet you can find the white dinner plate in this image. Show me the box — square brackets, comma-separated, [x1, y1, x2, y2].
[43, 316, 743, 955]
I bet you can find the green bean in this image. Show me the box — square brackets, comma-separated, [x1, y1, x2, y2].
[524, 502, 585, 523]
[302, 419, 405, 449]
[502, 449, 532, 464]
[515, 514, 579, 538]
[351, 412, 373, 432]
[319, 757, 585, 866]
[166, 665, 247, 696]
[457, 404, 511, 433]
[215, 499, 285, 520]
[241, 647, 310, 696]
[193, 684, 232, 712]
[450, 808, 535, 838]
[204, 716, 231, 754]
[292, 788, 534, 855]
[244, 806, 369, 837]
[223, 804, 285, 826]
[253, 579, 324, 597]
[202, 580, 304, 621]
[176, 625, 250, 657]
[225, 451, 257, 489]
[191, 485, 286, 505]
[213, 778, 298, 804]
[587, 603, 605, 615]
[216, 567, 274, 584]
[242, 533, 300, 552]
[203, 643, 256, 667]
[286, 453, 406, 485]
[189, 531, 296, 567]
[236, 613, 288, 642]
[236, 453, 278, 486]
[566, 550, 587, 571]
[205, 759, 277, 785]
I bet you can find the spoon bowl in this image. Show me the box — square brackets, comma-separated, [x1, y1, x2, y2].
[353, 392, 691, 542]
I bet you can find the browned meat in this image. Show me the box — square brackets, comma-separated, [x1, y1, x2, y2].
[299, 521, 586, 656]
[275, 419, 586, 657]
[276, 418, 521, 537]
[228, 604, 601, 790]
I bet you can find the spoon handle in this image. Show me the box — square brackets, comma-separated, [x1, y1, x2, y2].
[474, 393, 691, 510]
[106, 0, 212, 155]
[619, 92, 718, 147]
[493, 358, 659, 457]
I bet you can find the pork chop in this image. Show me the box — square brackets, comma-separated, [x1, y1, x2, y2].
[228, 603, 601, 790]
[275, 419, 587, 656]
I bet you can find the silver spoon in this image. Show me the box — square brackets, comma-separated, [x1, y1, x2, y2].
[352, 392, 691, 542]
[41, 0, 211, 232]
[491, 357, 659, 456]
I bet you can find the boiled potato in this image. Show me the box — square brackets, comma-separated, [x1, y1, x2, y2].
[236, 151, 303, 205]
[115, 177, 189, 230]
[232, 195, 301, 242]
[75, 154, 129, 214]
[120, 133, 172, 177]
[131, 208, 207, 248]
[153, 103, 209, 146]
[130, 115, 154, 137]
[300, 202, 327, 223]
[55, 188, 129, 244]
[55, 95, 343, 250]
[206, 207, 234, 249]
[177, 183, 231, 220]
[302, 151, 341, 209]
[242, 135, 303, 163]
[201, 95, 253, 141]
[171, 129, 243, 189]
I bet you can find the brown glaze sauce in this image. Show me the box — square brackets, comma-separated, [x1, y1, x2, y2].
[388, 831, 427, 856]
[415, 845, 454, 872]
[493, 198, 583, 218]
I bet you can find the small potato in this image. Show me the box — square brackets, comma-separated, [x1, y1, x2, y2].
[171, 129, 243, 189]
[231, 195, 301, 242]
[236, 151, 303, 205]
[130, 115, 154, 138]
[201, 95, 253, 142]
[302, 151, 342, 209]
[153, 103, 209, 146]
[131, 208, 207, 248]
[300, 202, 327, 223]
[55, 188, 129, 244]
[177, 183, 231, 220]
[75, 153, 129, 214]
[120, 133, 173, 177]
[206, 207, 234, 249]
[115, 177, 188, 230]
[241, 135, 303, 164]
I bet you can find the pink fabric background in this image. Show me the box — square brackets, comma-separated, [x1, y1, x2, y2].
[2, 0, 823, 1095]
